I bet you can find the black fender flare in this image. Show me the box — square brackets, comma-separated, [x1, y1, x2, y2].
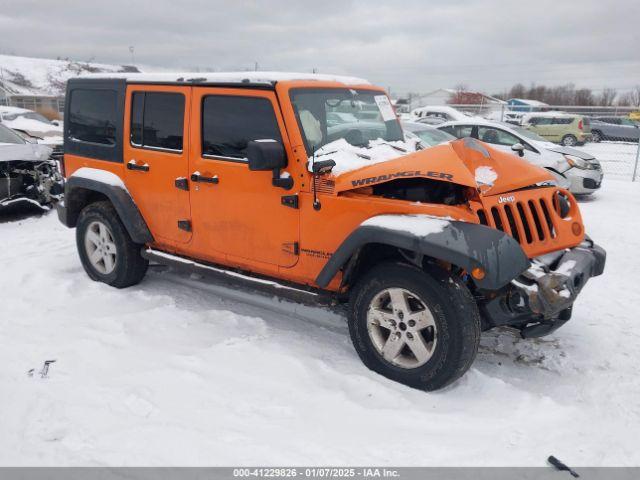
[315, 216, 530, 291]
[59, 174, 153, 244]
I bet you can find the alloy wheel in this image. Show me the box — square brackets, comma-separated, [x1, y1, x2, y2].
[366, 288, 437, 369]
[84, 221, 117, 275]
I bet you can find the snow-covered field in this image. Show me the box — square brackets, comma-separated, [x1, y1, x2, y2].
[1, 179, 639, 467]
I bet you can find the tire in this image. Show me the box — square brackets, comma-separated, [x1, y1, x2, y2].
[591, 130, 602, 143]
[76, 201, 148, 288]
[561, 134, 577, 146]
[348, 262, 481, 391]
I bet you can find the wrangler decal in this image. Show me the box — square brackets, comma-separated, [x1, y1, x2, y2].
[351, 170, 454, 187]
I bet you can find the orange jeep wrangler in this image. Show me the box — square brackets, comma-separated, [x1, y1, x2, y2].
[58, 73, 605, 390]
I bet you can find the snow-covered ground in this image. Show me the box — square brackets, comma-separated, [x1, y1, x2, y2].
[1, 179, 639, 467]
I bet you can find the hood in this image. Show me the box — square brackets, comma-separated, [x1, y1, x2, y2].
[2, 118, 63, 141]
[334, 137, 554, 196]
[546, 145, 595, 161]
[0, 143, 52, 163]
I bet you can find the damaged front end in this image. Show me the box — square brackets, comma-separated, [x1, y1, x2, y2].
[480, 237, 605, 338]
[1, 159, 64, 209]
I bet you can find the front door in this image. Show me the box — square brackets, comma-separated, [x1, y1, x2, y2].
[123, 85, 192, 246]
[188, 88, 299, 268]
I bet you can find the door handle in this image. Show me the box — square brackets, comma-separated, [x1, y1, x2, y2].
[127, 160, 150, 172]
[191, 172, 219, 184]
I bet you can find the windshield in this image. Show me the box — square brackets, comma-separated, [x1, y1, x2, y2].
[510, 124, 548, 142]
[0, 124, 26, 144]
[290, 88, 403, 153]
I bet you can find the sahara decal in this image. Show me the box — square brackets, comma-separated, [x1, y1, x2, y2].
[351, 170, 454, 187]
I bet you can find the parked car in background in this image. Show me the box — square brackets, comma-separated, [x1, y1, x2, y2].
[414, 116, 446, 126]
[0, 123, 63, 209]
[402, 121, 456, 147]
[411, 105, 477, 123]
[437, 119, 603, 195]
[521, 112, 591, 146]
[590, 117, 640, 142]
[0, 106, 63, 146]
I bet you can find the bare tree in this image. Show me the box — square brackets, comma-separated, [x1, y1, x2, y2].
[619, 85, 640, 107]
[598, 88, 617, 106]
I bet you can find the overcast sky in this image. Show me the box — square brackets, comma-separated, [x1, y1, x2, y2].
[1, 0, 638, 95]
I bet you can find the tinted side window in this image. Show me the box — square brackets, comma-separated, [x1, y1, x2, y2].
[130, 92, 185, 151]
[453, 125, 473, 138]
[478, 127, 519, 146]
[553, 117, 573, 125]
[69, 89, 117, 145]
[202, 96, 282, 160]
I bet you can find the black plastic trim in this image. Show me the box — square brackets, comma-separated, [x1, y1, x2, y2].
[315, 219, 530, 291]
[61, 176, 153, 244]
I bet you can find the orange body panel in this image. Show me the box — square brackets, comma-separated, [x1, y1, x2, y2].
[64, 79, 587, 293]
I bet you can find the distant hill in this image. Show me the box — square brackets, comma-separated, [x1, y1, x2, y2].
[0, 54, 140, 97]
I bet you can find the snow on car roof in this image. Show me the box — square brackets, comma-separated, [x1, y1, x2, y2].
[0, 106, 32, 114]
[81, 71, 371, 86]
[521, 111, 577, 118]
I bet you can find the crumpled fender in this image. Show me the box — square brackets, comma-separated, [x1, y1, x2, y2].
[315, 214, 530, 291]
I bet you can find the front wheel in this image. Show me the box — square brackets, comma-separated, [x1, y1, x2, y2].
[76, 201, 148, 288]
[348, 263, 481, 391]
[591, 130, 602, 143]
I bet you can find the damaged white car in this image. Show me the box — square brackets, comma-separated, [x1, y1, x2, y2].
[0, 124, 63, 209]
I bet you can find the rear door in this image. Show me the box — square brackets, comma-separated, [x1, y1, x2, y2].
[123, 85, 192, 245]
[187, 88, 299, 268]
[531, 117, 553, 140]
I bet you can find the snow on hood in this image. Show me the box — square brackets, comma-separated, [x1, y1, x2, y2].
[308, 138, 418, 175]
[328, 137, 555, 197]
[2, 117, 62, 140]
[0, 143, 52, 162]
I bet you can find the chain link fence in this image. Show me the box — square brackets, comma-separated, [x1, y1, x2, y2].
[443, 103, 640, 181]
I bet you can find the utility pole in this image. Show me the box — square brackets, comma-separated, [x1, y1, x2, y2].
[129, 46, 135, 66]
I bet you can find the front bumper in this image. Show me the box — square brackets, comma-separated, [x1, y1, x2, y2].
[566, 166, 604, 194]
[482, 237, 606, 337]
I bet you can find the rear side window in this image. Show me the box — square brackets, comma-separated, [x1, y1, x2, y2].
[202, 96, 282, 160]
[68, 89, 117, 145]
[130, 92, 185, 151]
[553, 118, 573, 125]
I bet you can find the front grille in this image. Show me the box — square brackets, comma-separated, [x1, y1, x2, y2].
[474, 188, 583, 257]
[315, 176, 335, 194]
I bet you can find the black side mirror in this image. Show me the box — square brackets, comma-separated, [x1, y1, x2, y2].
[511, 143, 525, 157]
[247, 139, 286, 171]
[246, 139, 292, 190]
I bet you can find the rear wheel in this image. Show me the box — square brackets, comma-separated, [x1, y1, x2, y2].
[561, 134, 577, 146]
[348, 262, 481, 391]
[76, 201, 148, 288]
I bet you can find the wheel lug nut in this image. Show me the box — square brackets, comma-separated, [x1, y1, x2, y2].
[407, 332, 414, 340]
[408, 320, 416, 327]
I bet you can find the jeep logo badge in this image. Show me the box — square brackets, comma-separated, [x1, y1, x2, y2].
[498, 195, 516, 204]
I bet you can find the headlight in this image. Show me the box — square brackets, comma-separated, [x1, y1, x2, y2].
[564, 154, 594, 170]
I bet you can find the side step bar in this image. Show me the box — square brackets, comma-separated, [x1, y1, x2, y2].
[141, 248, 339, 309]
